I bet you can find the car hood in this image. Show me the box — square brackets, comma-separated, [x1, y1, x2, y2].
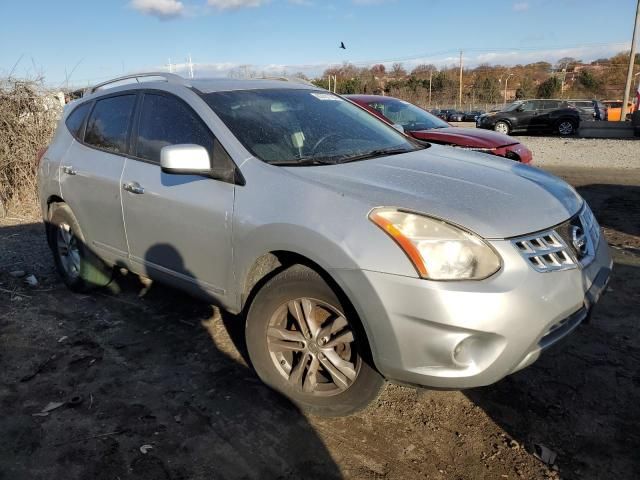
[285, 145, 582, 239]
[410, 127, 518, 148]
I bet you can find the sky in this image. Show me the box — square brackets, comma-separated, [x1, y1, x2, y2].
[1, 0, 638, 87]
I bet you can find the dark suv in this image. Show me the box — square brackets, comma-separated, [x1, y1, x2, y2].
[476, 99, 581, 136]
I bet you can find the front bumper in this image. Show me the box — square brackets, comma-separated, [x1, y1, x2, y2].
[332, 232, 611, 389]
[497, 143, 532, 164]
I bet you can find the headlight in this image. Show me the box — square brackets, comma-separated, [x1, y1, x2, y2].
[369, 208, 501, 280]
[453, 146, 497, 153]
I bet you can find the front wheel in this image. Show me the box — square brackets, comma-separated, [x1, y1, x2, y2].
[245, 265, 384, 416]
[557, 119, 577, 136]
[494, 121, 510, 135]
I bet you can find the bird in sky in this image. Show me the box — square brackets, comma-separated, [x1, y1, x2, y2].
[339, 42, 346, 49]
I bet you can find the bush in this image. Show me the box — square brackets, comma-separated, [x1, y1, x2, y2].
[0, 78, 60, 217]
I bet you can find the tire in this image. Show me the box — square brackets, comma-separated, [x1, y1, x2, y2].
[494, 121, 510, 135]
[556, 119, 577, 136]
[49, 203, 112, 292]
[245, 265, 384, 416]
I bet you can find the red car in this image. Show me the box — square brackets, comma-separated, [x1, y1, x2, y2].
[346, 95, 532, 164]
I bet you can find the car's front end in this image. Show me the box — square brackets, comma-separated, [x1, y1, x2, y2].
[335, 202, 611, 389]
[410, 127, 533, 164]
[285, 147, 610, 391]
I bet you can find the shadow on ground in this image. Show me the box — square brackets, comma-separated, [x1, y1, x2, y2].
[464, 183, 640, 479]
[0, 221, 341, 480]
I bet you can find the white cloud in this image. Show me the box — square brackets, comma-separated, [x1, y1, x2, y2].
[207, 0, 266, 10]
[513, 2, 529, 11]
[130, 0, 185, 18]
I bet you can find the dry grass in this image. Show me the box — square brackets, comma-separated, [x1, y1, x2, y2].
[0, 77, 60, 218]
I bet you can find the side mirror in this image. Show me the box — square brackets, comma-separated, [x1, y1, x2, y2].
[392, 123, 405, 133]
[160, 144, 238, 183]
[516, 105, 525, 112]
[161, 144, 211, 175]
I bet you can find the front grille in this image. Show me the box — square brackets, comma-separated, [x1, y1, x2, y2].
[512, 204, 601, 273]
[513, 230, 577, 272]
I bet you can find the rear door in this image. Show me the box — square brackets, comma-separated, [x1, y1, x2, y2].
[121, 91, 236, 303]
[59, 93, 136, 262]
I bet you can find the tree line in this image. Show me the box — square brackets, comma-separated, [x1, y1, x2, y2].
[310, 52, 640, 110]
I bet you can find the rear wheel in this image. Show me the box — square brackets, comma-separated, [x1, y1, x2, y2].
[557, 119, 577, 136]
[49, 203, 112, 292]
[494, 121, 510, 135]
[245, 265, 384, 416]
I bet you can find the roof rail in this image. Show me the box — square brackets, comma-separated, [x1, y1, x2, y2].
[86, 72, 186, 96]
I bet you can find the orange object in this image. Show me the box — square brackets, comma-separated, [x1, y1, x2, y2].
[602, 100, 636, 121]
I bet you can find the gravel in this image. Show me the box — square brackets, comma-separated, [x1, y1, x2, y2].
[519, 136, 640, 169]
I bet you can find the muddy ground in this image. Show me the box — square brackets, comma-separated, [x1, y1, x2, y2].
[1, 166, 639, 480]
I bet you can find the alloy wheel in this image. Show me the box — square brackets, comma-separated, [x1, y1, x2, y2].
[494, 122, 509, 134]
[267, 297, 360, 396]
[558, 121, 574, 135]
[56, 223, 81, 279]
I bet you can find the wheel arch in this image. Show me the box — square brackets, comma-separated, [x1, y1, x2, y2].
[240, 250, 378, 366]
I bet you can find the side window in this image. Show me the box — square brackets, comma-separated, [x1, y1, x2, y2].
[85, 94, 136, 154]
[521, 101, 537, 112]
[136, 93, 221, 166]
[544, 100, 561, 110]
[65, 102, 91, 140]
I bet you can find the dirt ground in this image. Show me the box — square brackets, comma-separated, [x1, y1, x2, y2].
[1, 165, 639, 480]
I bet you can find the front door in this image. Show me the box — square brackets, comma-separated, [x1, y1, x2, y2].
[60, 93, 137, 262]
[121, 91, 236, 303]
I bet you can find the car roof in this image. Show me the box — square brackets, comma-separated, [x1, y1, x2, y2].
[190, 78, 316, 93]
[344, 94, 396, 102]
[82, 74, 317, 101]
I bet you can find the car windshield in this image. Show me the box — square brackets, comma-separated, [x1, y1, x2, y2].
[366, 98, 449, 131]
[502, 101, 524, 112]
[203, 89, 423, 165]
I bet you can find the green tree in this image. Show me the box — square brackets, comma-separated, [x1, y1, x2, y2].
[577, 69, 601, 91]
[537, 76, 561, 98]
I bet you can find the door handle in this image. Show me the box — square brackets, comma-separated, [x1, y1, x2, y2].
[123, 182, 145, 195]
[61, 165, 77, 175]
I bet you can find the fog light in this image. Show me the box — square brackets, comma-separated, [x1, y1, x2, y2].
[453, 336, 478, 366]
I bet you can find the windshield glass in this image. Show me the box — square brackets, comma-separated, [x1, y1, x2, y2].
[502, 101, 524, 112]
[364, 98, 450, 131]
[203, 89, 422, 165]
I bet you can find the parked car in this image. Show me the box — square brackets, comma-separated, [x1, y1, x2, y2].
[602, 100, 635, 121]
[463, 110, 485, 121]
[566, 99, 607, 121]
[346, 95, 532, 163]
[38, 73, 611, 416]
[446, 110, 465, 122]
[435, 108, 455, 120]
[476, 99, 582, 136]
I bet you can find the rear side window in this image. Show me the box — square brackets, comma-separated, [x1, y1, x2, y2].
[65, 102, 91, 140]
[85, 94, 136, 154]
[136, 93, 215, 164]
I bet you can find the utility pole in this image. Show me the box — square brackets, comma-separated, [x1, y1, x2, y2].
[621, 0, 640, 121]
[459, 50, 463, 109]
[166, 58, 173, 73]
[187, 54, 194, 79]
[504, 73, 514, 105]
[333, 75, 337, 93]
[429, 69, 433, 107]
[328, 75, 331, 92]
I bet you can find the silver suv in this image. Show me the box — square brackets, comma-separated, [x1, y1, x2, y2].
[38, 73, 612, 416]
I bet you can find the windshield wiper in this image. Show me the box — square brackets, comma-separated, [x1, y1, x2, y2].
[269, 157, 338, 166]
[335, 147, 419, 164]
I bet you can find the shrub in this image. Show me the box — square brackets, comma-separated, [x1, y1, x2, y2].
[0, 78, 60, 217]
